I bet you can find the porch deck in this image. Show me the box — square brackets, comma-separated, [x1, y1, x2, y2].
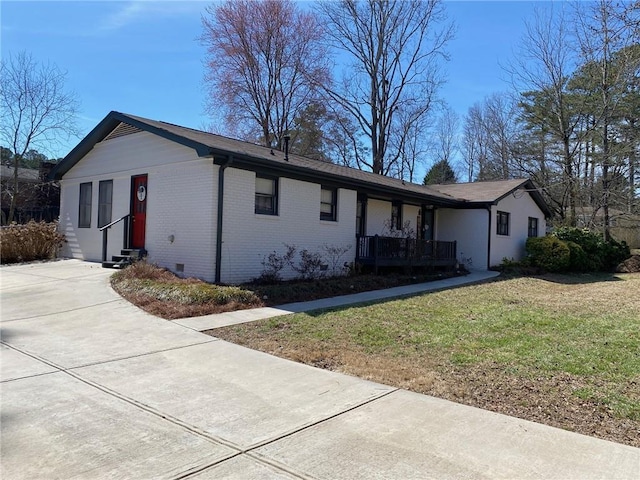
[355, 235, 457, 271]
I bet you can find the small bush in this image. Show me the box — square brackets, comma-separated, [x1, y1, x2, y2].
[526, 236, 570, 272]
[111, 259, 176, 282]
[291, 248, 325, 280]
[257, 244, 297, 283]
[257, 243, 352, 282]
[0, 221, 66, 264]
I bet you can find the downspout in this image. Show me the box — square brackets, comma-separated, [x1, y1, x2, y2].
[215, 156, 233, 283]
[486, 206, 493, 270]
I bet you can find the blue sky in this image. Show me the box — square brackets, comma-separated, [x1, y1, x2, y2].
[2, 1, 548, 159]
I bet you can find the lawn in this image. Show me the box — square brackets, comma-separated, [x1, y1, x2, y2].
[209, 273, 640, 447]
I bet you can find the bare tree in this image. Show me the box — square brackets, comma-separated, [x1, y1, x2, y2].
[320, 0, 453, 176]
[461, 103, 487, 182]
[0, 52, 79, 224]
[575, 0, 640, 240]
[201, 0, 330, 150]
[430, 105, 459, 170]
[462, 93, 520, 181]
[391, 102, 433, 182]
[509, 5, 590, 226]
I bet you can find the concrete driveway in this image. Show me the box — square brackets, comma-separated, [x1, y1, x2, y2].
[1, 260, 638, 479]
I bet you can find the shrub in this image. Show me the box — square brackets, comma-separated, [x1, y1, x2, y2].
[291, 248, 326, 280]
[257, 243, 352, 283]
[552, 227, 630, 271]
[599, 238, 631, 271]
[552, 227, 600, 254]
[564, 241, 596, 272]
[111, 260, 177, 282]
[257, 244, 297, 283]
[0, 221, 66, 264]
[526, 236, 570, 272]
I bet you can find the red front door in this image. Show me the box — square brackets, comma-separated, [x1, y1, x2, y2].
[131, 175, 147, 249]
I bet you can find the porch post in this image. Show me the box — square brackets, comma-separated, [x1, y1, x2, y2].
[374, 234, 379, 274]
[102, 229, 108, 263]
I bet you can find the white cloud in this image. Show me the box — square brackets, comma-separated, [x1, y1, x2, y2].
[97, 0, 205, 32]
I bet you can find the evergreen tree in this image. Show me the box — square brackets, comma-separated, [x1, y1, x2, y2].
[423, 160, 457, 185]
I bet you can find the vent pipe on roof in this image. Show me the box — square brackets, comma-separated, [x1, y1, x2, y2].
[283, 133, 290, 161]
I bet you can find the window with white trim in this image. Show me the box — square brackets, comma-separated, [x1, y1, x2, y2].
[320, 187, 337, 221]
[497, 210, 510, 236]
[528, 217, 539, 237]
[78, 182, 92, 228]
[255, 176, 278, 215]
[391, 202, 402, 230]
[98, 180, 113, 228]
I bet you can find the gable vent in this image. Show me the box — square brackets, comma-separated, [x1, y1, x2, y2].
[103, 122, 142, 141]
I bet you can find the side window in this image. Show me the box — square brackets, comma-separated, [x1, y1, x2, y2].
[98, 180, 113, 228]
[320, 187, 337, 221]
[391, 202, 402, 230]
[78, 182, 92, 228]
[528, 217, 539, 237]
[356, 199, 366, 236]
[255, 175, 278, 215]
[497, 211, 510, 236]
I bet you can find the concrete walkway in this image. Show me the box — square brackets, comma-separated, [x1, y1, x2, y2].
[1, 260, 638, 479]
[175, 270, 500, 331]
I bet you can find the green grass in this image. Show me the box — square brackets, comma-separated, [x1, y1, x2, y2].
[214, 274, 640, 426]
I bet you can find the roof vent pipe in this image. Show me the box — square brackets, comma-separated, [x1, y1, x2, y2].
[283, 133, 290, 161]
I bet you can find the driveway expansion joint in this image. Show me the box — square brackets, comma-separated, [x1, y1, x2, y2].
[0, 298, 123, 323]
[4, 261, 638, 479]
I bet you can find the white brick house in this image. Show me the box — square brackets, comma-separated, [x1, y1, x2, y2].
[50, 111, 551, 283]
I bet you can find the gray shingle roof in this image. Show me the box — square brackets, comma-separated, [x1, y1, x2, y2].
[51, 111, 551, 216]
[427, 179, 531, 202]
[122, 113, 460, 204]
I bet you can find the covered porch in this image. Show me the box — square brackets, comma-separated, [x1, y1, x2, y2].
[355, 235, 457, 272]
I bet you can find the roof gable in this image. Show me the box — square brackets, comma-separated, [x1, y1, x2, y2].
[429, 179, 552, 218]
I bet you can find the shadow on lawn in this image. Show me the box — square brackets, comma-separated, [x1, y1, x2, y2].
[295, 271, 627, 318]
[530, 272, 625, 285]
[292, 273, 503, 318]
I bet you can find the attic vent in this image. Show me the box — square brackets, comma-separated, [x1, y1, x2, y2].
[103, 122, 142, 141]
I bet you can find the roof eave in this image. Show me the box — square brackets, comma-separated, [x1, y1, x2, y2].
[211, 154, 460, 207]
[49, 111, 211, 180]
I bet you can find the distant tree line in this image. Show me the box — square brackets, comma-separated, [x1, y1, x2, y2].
[460, 1, 639, 241]
[0, 147, 61, 225]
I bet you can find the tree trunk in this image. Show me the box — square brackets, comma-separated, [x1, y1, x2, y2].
[7, 161, 19, 224]
[564, 136, 577, 226]
[602, 122, 612, 241]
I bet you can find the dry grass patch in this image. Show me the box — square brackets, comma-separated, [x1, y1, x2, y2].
[210, 273, 640, 447]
